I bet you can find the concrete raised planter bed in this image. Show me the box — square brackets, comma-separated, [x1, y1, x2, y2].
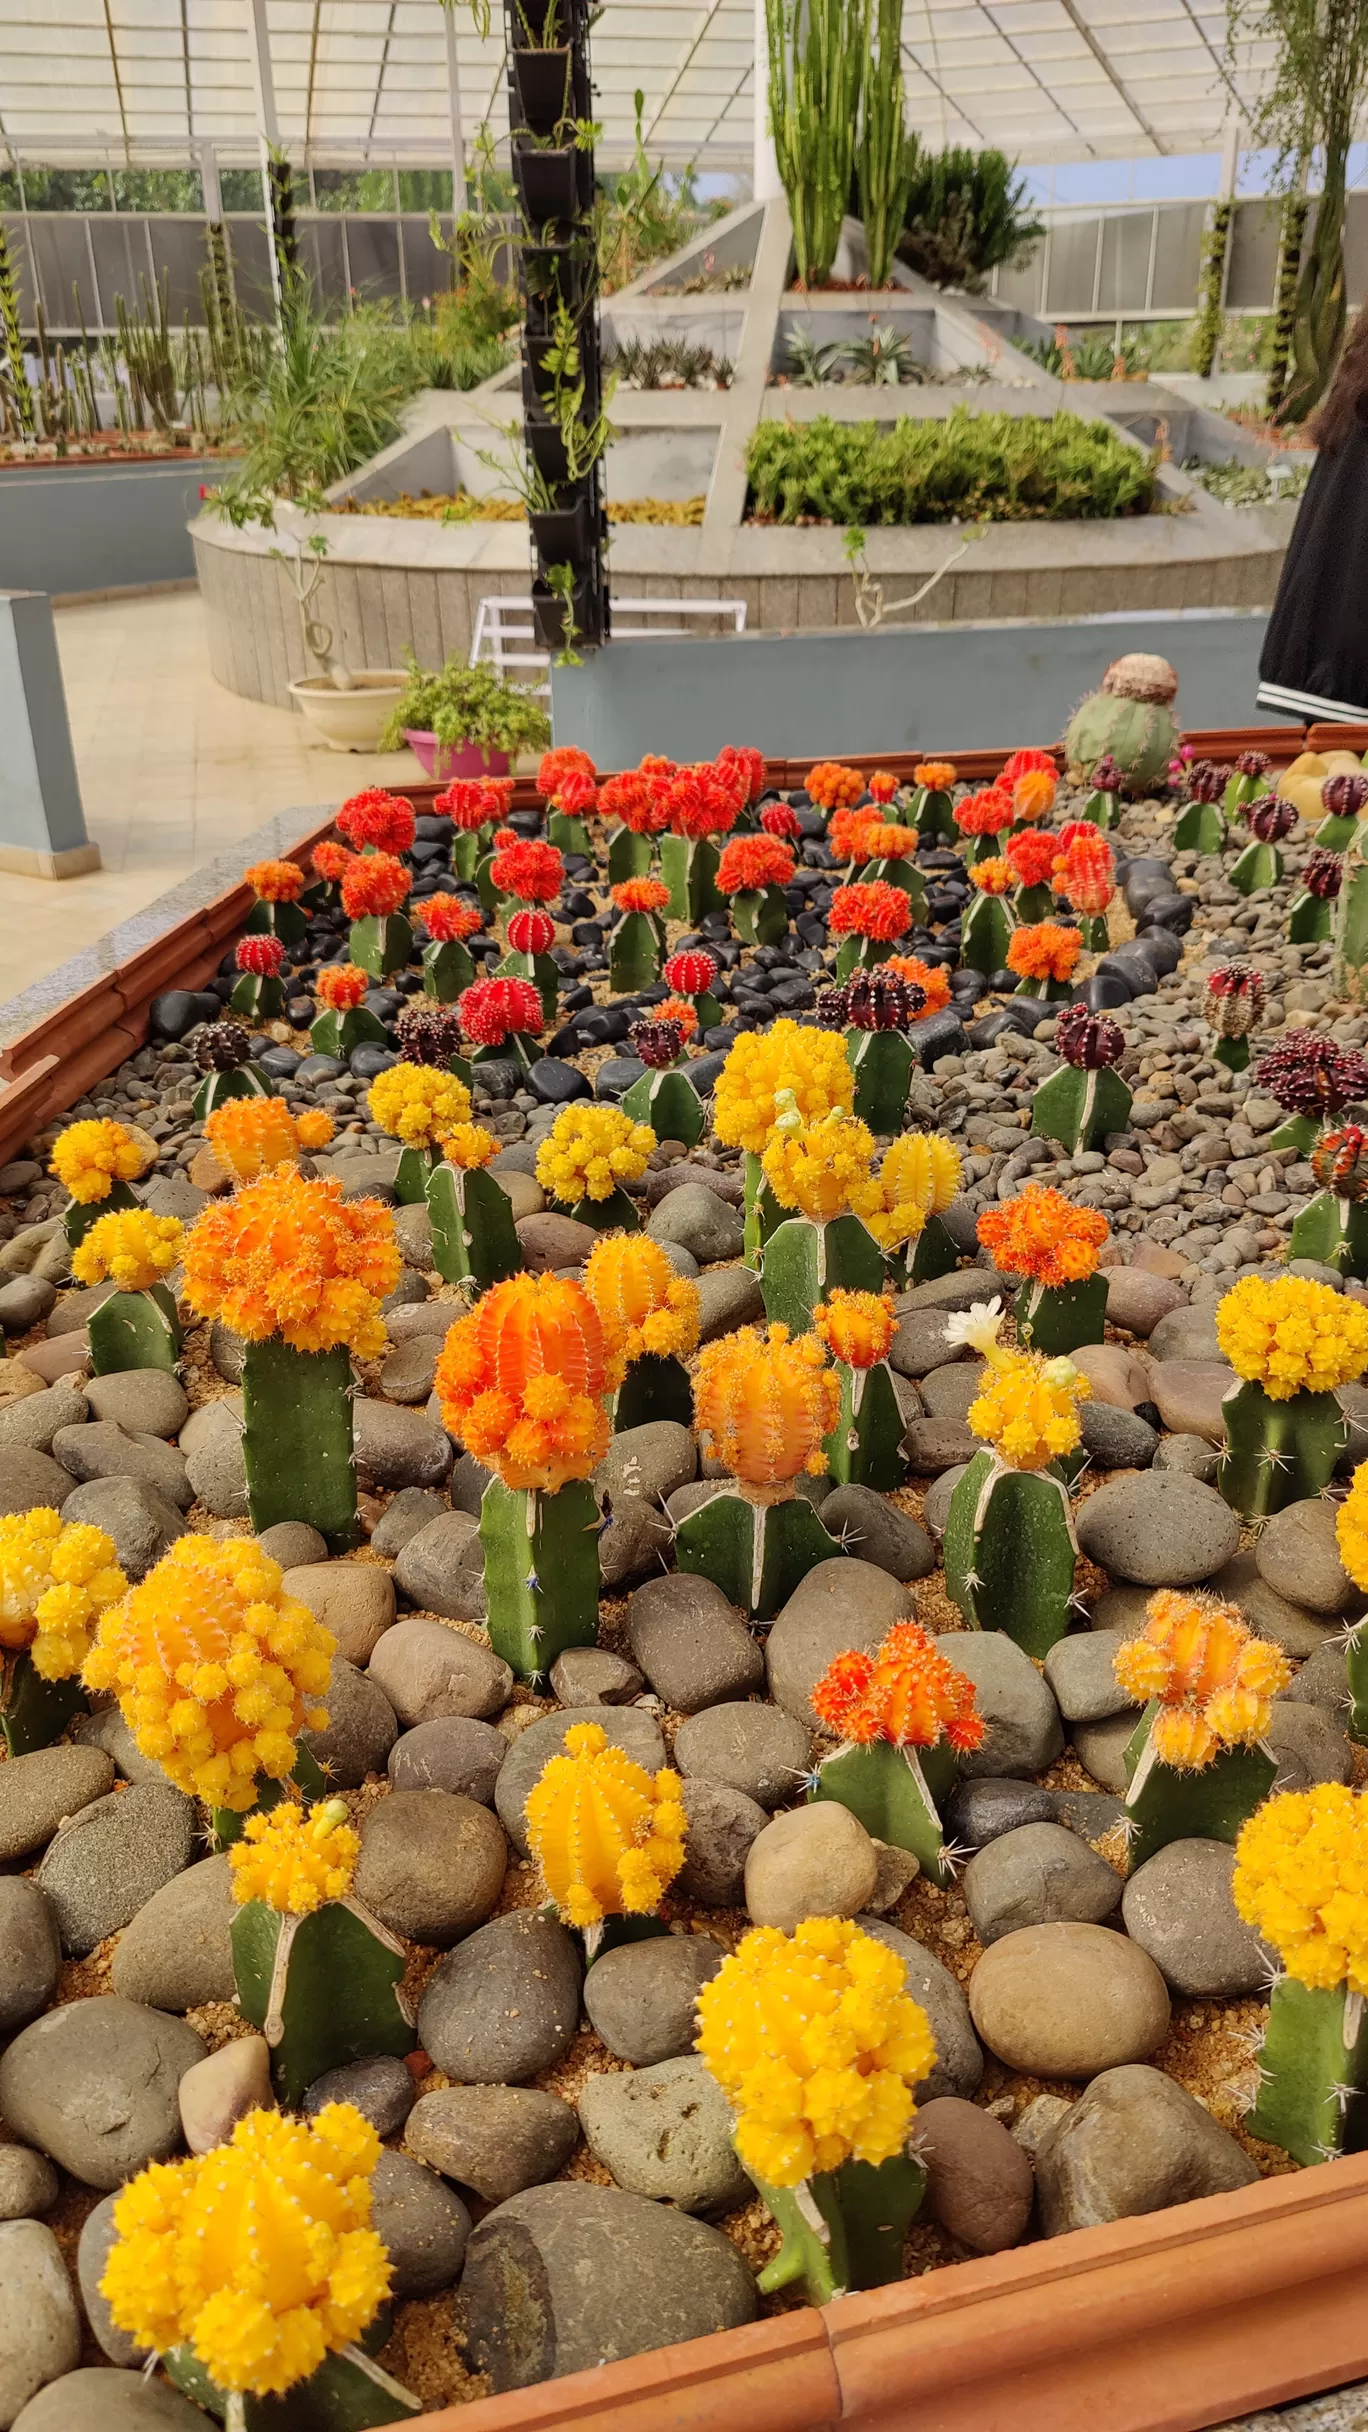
[1, 451, 229, 599]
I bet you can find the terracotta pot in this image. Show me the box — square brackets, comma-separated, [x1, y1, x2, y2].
[408, 2154, 1368, 2432]
[404, 730, 514, 784]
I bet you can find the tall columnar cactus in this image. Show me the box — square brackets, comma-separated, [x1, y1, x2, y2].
[829, 880, 914, 982]
[499, 905, 561, 1025]
[426, 1124, 522, 1293]
[367, 1061, 474, 1205]
[621, 1018, 706, 1151]
[182, 1167, 401, 1551]
[717, 833, 797, 947]
[50, 1118, 143, 1249]
[677, 1323, 841, 1624]
[585, 1232, 701, 1429]
[0, 1512, 126, 1756]
[229, 1800, 415, 2103]
[840, 967, 925, 1134]
[231, 932, 289, 1020]
[1173, 760, 1230, 855]
[100, 2104, 421, 2429]
[1287, 847, 1344, 946]
[191, 1019, 272, 1120]
[1316, 769, 1368, 852]
[1230, 795, 1297, 895]
[1063, 650, 1179, 795]
[809, 1621, 983, 1882]
[413, 894, 483, 1002]
[341, 850, 412, 980]
[1232, 1786, 1368, 2164]
[942, 1303, 1086, 1656]
[813, 1290, 906, 1489]
[525, 1720, 686, 1955]
[712, 1019, 857, 1267]
[1032, 1006, 1132, 1154]
[72, 1209, 184, 1372]
[608, 877, 671, 991]
[1207, 962, 1263, 1074]
[243, 857, 310, 947]
[1288, 1127, 1368, 1276]
[1112, 1592, 1288, 1868]
[759, 1107, 890, 1333]
[907, 757, 958, 841]
[435, 1274, 619, 1683]
[1214, 1273, 1368, 1517]
[458, 975, 545, 1075]
[662, 945, 723, 1036]
[958, 859, 1017, 975]
[978, 1184, 1110, 1357]
[1334, 815, 1368, 1005]
[83, 1535, 336, 1839]
[1255, 1032, 1368, 1158]
[535, 1103, 656, 1233]
[697, 1921, 936, 2302]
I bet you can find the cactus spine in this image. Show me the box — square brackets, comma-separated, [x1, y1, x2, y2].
[87, 1281, 181, 1374]
[479, 1476, 601, 1684]
[943, 1450, 1078, 1655]
[242, 1341, 360, 1552]
[1217, 1378, 1348, 1517]
[426, 1163, 523, 1291]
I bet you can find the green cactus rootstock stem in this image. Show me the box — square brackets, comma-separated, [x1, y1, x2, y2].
[908, 785, 955, 842]
[1122, 1703, 1276, 1870]
[1015, 1274, 1108, 1356]
[421, 938, 476, 1002]
[1346, 1621, 1368, 1744]
[811, 1738, 957, 1883]
[1217, 1378, 1348, 1518]
[192, 1065, 272, 1122]
[1031, 1063, 1133, 1155]
[1213, 1035, 1252, 1074]
[907, 1214, 960, 1286]
[729, 885, 790, 948]
[1230, 840, 1282, 896]
[1245, 1979, 1368, 2167]
[349, 913, 413, 980]
[1081, 789, 1117, 830]
[860, 859, 926, 921]
[761, 1213, 887, 1336]
[209, 1746, 329, 1854]
[847, 1029, 915, 1134]
[834, 933, 896, 984]
[499, 948, 559, 1026]
[1013, 884, 1054, 925]
[958, 892, 1015, 976]
[609, 910, 664, 993]
[230, 972, 287, 1020]
[754, 2152, 927, 2304]
[1013, 974, 1074, 1003]
[451, 828, 487, 882]
[87, 1283, 181, 1375]
[479, 1476, 601, 1683]
[742, 1153, 785, 1267]
[472, 1033, 538, 1076]
[426, 1163, 524, 1292]
[547, 809, 591, 857]
[675, 1487, 839, 1625]
[659, 832, 721, 924]
[1, 1652, 84, 1758]
[1334, 825, 1368, 1004]
[392, 1146, 437, 1207]
[168, 2338, 422, 2428]
[1315, 812, 1360, 852]
[1288, 1191, 1368, 1279]
[607, 825, 653, 885]
[825, 1361, 905, 1491]
[1268, 1113, 1318, 1155]
[241, 1340, 359, 1552]
[943, 1450, 1077, 1656]
[1224, 770, 1264, 819]
[620, 1066, 705, 1150]
[566, 1187, 641, 1233]
[1173, 802, 1227, 854]
[613, 1353, 693, 1431]
[1287, 891, 1334, 945]
[245, 897, 309, 948]
[232, 1895, 415, 2107]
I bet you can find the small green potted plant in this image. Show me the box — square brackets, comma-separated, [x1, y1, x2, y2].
[379, 653, 550, 781]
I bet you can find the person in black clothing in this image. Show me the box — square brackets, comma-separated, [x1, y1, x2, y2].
[1257, 311, 1368, 725]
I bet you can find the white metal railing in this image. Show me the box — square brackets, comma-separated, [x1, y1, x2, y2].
[470, 592, 748, 691]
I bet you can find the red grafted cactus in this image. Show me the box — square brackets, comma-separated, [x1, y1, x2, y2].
[507, 907, 557, 955]
[458, 976, 544, 1047]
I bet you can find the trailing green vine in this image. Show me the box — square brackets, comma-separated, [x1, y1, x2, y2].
[1264, 191, 1308, 422]
[0, 223, 33, 437]
[1191, 201, 1233, 378]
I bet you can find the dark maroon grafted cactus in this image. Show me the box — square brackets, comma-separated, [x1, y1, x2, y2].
[1303, 849, 1345, 900]
[1055, 1004, 1125, 1070]
[1186, 760, 1232, 805]
[1246, 796, 1298, 843]
[813, 983, 852, 1029]
[1323, 773, 1368, 818]
[1090, 753, 1123, 794]
[1207, 963, 1264, 1038]
[1235, 750, 1272, 779]
[194, 1021, 253, 1072]
[844, 969, 926, 1032]
[394, 1001, 466, 1068]
[628, 1019, 685, 1069]
[1311, 1125, 1368, 1200]
[1255, 1031, 1368, 1117]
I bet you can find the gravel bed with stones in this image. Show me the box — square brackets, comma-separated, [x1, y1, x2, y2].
[0, 765, 1364, 2426]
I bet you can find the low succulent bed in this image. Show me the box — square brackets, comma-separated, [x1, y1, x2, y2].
[745, 407, 1158, 524]
[3, 665, 1368, 2428]
[337, 491, 708, 528]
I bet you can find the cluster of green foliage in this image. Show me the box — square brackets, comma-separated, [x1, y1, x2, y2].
[1182, 453, 1312, 504]
[378, 654, 551, 753]
[898, 145, 1044, 293]
[745, 408, 1156, 525]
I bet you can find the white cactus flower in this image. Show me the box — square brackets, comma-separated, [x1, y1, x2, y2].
[942, 1297, 1003, 1354]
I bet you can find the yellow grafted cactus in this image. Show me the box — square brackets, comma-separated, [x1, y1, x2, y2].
[229, 1797, 359, 1915]
[51, 1118, 142, 1204]
[367, 1061, 472, 1150]
[525, 1720, 686, 1929]
[814, 1289, 897, 1370]
[967, 1345, 1088, 1470]
[82, 1535, 335, 1811]
[205, 1097, 335, 1184]
[436, 1121, 499, 1171]
[695, 1918, 936, 2187]
[70, 1208, 184, 1294]
[0, 1510, 126, 1680]
[712, 1019, 854, 1155]
[1215, 1272, 1368, 1399]
[1338, 1461, 1368, 1589]
[693, 1322, 841, 1489]
[864, 1132, 963, 1253]
[583, 1233, 700, 1361]
[1234, 1784, 1368, 1994]
[99, 2104, 390, 2399]
[761, 1109, 880, 1224]
[535, 1104, 656, 1207]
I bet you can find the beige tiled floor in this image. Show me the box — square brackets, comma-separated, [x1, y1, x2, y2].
[4, 590, 421, 1000]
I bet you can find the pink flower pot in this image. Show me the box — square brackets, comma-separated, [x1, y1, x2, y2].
[404, 730, 512, 784]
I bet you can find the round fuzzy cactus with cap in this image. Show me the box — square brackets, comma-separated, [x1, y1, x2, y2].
[1064, 653, 1179, 797]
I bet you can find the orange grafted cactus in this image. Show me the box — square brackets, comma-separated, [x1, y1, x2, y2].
[1114, 1589, 1291, 1769]
[434, 1272, 623, 1491]
[814, 1288, 896, 1369]
[812, 1622, 985, 1754]
[583, 1234, 700, 1362]
[692, 1322, 840, 1492]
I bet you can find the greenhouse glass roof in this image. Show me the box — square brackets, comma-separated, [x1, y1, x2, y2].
[0, 0, 1287, 176]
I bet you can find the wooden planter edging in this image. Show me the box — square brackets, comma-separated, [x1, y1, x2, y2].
[413, 2154, 1368, 2432]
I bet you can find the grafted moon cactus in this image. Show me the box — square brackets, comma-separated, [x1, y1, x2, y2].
[677, 1323, 841, 1622]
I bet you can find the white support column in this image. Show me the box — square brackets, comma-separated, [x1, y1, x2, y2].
[1221, 114, 1242, 200]
[198, 137, 222, 222]
[753, 0, 781, 202]
[244, 0, 285, 315]
[444, 3, 469, 217]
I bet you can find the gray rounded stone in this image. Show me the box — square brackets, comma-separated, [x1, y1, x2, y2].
[819, 1484, 935, 1581]
[745, 1802, 878, 1930]
[673, 1701, 810, 1810]
[76, 2197, 147, 2366]
[0, 1383, 88, 1454]
[183, 1419, 248, 1522]
[35, 1782, 197, 1958]
[1121, 1838, 1271, 1997]
[695, 1267, 765, 1339]
[387, 1715, 507, 1804]
[856, 1916, 983, 2101]
[0, 1276, 57, 1334]
[1034, 2064, 1259, 2234]
[300, 1656, 398, 1788]
[943, 1777, 1057, 1852]
[1075, 1472, 1240, 1585]
[1256, 1498, 1358, 1616]
[51, 1422, 192, 1509]
[12, 2370, 207, 2430]
[1072, 1711, 1141, 1794]
[379, 1337, 440, 1404]
[578, 2057, 751, 2214]
[917, 1363, 980, 1420]
[82, 1371, 188, 1438]
[548, 1647, 644, 1705]
[969, 1922, 1170, 2078]
[0, 1998, 206, 2189]
[0, 1746, 115, 1864]
[353, 1789, 506, 1947]
[1043, 1630, 1133, 1724]
[0, 2148, 58, 2222]
[916, 2095, 1035, 2255]
[0, 1880, 61, 2033]
[963, 1822, 1122, 1945]
[1079, 1402, 1157, 1469]
[600, 1496, 673, 1587]
[109, 1853, 236, 2011]
[280, 1561, 394, 1667]
[627, 1573, 763, 1713]
[1208, 1550, 1337, 1660]
[406, 2085, 579, 2202]
[1267, 1699, 1352, 1790]
[495, 1707, 666, 1858]
[1153, 1433, 1220, 1483]
[302, 2055, 416, 2139]
[922, 1462, 969, 1537]
[57, 1476, 184, 1579]
[353, 1399, 452, 1489]
[392, 1514, 487, 1623]
[371, 1487, 447, 1558]
[675, 1777, 769, 1906]
[0, 1449, 76, 1516]
[0, 2222, 80, 2424]
[766, 1559, 912, 1727]
[645, 1184, 744, 1263]
[583, 1933, 725, 2065]
[70, 1706, 169, 1787]
[458, 2182, 757, 2394]
[932, 1630, 1064, 1778]
[368, 1617, 509, 1725]
[255, 1520, 328, 1568]
[1147, 1305, 1224, 1363]
[597, 1420, 697, 1510]
[1281, 1640, 1350, 1711]
[418, 1911, 582, 2084]
[369, 2148, 471, 2298]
